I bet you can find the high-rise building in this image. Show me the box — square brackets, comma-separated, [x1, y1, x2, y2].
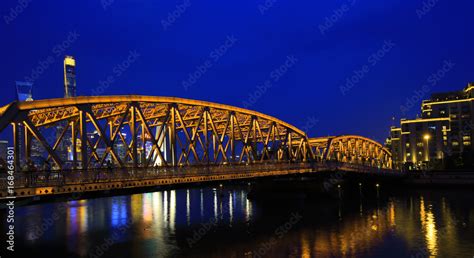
[389, 83, 474, 170]
[14, 82, 44, 165]
[59, 56, 77, 166]
[16, 81, 33, 102]
[64, 56, 76, 98]
[14, 81, 34, 166]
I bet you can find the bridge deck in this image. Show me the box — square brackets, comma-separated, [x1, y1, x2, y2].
[0, 162, 401, 200]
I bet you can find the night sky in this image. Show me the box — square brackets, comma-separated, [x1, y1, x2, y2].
[1, 0, 473, 142]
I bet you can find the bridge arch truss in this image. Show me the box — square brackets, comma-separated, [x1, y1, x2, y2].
[0, 96, 314, 170]
[309, 135, 393, 169]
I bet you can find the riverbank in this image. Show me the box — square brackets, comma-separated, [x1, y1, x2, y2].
[403, 171, 474, 186]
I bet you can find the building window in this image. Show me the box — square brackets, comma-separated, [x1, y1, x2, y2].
[452, 141, 459, 147]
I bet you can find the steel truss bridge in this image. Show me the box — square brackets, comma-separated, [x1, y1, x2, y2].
[0, 96, 395, 198]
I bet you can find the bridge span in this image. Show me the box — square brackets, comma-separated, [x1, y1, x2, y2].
[0, 162, 400, 199]
[0, 95, 396, 199]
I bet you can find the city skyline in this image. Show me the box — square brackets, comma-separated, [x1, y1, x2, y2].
[1, 2, 474, 258]
[1, 1, 473, 143]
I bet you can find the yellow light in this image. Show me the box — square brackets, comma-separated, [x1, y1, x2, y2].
[401, 117, 450, 124]
[422, 98, 474, 106]
[64, 56, 76, 66]
[424, 134, 431, 140]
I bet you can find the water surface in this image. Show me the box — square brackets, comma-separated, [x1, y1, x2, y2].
[2, 185, 474, 257]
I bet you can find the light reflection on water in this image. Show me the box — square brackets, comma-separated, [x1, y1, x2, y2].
[5, 187, 474, 257]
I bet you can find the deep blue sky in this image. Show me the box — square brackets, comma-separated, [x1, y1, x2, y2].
[1, 0, 473, 142]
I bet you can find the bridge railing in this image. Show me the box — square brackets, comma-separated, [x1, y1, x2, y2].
[0, 161, 400, 192]
[0, 162, 316, 190]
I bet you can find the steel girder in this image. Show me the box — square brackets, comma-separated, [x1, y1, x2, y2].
[309, 135, 393, 169]
[0, 96, 313, 170]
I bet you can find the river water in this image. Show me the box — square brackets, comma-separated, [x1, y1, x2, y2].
[1, 184, 473, 257]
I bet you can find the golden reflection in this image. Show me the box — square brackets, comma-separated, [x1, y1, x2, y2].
[309, 202, 398, 257]
[78, 200, 88, 233]
[152, 192, 161, 222]
[419, 197, 438, 256]
[151, 192, 164, 240]
[164, 191, 168, 223]
[301, 232, 311, 258]
[143, 193, 153, 223]
[389, 201, 396, 227]
[131, 194, 143, 223]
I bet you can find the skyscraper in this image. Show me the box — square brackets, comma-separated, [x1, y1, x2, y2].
[16, 81, 33, 102]
[15, 81, 33, 166]
[59, 56, 77, 166]
[64, 56, 76, 98]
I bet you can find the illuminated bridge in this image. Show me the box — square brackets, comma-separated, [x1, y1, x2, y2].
[0, 96, 396, 198]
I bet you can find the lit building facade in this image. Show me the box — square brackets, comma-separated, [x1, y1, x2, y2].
[59, 56, 77, 165]
[64, 56, 77, 98]
[16, 81, 33, 102]
[389, 83, 474, 169]
[15, 81, 43, 164]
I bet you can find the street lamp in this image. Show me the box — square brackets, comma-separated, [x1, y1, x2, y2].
[424, 134, 431, 162]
